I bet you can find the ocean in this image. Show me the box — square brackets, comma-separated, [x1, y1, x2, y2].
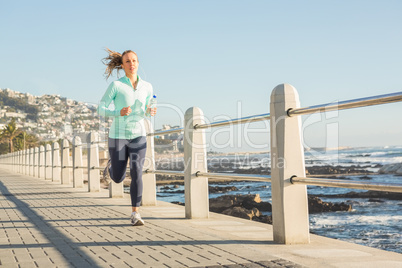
[155, 146, 402, 254]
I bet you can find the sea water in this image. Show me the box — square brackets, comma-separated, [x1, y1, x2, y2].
[155, 146, 402, 253]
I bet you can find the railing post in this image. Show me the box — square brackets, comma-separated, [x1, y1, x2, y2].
[39, 145, 45, 179]
[34, 147, 39, 177]
[29, 148, 33, 176]
[25, 149, 29, 175]
[15, 152, 18, 173]
[23, 150, 26, 174]
[52, 142, 61, 183]
[87, 132, 100, 192]
[20, 150, 24, 174]
[17, 151, 21, 173]
[12, 152, 15, 172]
[72, 136, 84, 188]
[183, 107, 209, 219]
[21, 151, 24, 173]
[22, 150, 25, 173]
[109, 181, 124, 198]
[45, 144, 52, 180]
[20, 151, 23, 174]
[15, 152, 17, 172]
[61, 139, 71, 185]
[142, 120, 157, 206]
[21, 150, 24, 174]
[270, 83, 309, 244]
[13, 152, 16, 172]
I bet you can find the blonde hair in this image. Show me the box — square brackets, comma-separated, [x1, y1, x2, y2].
[102, 48, 138, 79]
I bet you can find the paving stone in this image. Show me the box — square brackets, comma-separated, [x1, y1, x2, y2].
[1, 169, 400, 268]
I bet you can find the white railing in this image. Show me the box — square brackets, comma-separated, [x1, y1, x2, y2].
[1, 83, 402, 245]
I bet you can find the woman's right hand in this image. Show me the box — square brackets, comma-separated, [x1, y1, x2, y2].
[120, 106, 132, 116]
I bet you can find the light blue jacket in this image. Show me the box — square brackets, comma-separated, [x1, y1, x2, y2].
[97, 76, 153, 139]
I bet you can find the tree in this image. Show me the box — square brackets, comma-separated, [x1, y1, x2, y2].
[24, 132, 39, 149]
[0, 118, 21, 153]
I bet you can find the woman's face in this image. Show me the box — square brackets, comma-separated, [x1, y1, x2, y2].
[121, 52, 139, 76]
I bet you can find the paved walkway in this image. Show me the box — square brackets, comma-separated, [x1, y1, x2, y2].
[0, 169, 401, 268]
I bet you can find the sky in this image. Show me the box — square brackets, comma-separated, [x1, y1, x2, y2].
[1, 0, 402, 152]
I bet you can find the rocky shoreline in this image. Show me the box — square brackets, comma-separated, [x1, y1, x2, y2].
[157, 162, 401, 225]
[172, 193, 352, 225]
[152, 163, 378, 185]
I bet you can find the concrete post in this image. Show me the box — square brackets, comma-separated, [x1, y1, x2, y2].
[20, 151, 23, 173]
[183, 107, 209, 219]
[14, 152, 16, 172]
[22, 151, 25, 173]
[19, 150, 23, 174]
[23, 151, 26, 173]
[142, 119, 157, 206]
[34, 147, 39, 177]
[23, 150, 26, 174]
[39, 145, 45, 179]
[25, 149, 29, 175]
[270, 83, 310, 244]
[109, 181, 124, 198]
[21, 150, 24, 174]
[72, 136, 84, 188]
[20, 151, 22, 173]
[45, 144, 52, 180]
[87, 132, 100, 192]
[29, 148, 34, 176]
[52, 142, 61, 183]
[21, 151, 24, 173]
[61, 139, 71, 185]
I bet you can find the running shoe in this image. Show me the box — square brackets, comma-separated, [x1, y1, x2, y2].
[102, 159, 112, 185]
[130, 212, 145, 226]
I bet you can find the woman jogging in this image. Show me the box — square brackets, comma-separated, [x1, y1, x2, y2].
[98, 48, 157, 226]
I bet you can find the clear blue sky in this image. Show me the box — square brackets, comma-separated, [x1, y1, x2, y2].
[1, 0, 401, 151]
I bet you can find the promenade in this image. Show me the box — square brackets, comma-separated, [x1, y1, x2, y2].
[1, 168, 401, 268]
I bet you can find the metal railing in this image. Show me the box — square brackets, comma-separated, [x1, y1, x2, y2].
[1, 84, 401, 245]
[284, 91, 402, 193]
[288, 91, 402, 116]
[147, 90, 402, 193]
[290, 176, 402, 193]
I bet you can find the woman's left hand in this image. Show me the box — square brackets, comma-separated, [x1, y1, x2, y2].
[147, 107, 157, 116]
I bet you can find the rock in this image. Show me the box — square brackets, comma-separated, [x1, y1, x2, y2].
[160, 189, 184, 194]
[359, 176, 372, 180]
[209, 194, 265, 213]
[306, 165, 372, 175]
[209, 195, 237, 212]
[209, 186, 238, 193]
[397, 167, 402, 175]
[314, 191, 402, 200]
[368, 198, 384, 203]
[308, 196, 352, 213]
[379, 163, 402, 174]
[221, 206, 260, 220]
[252, 215, 273, 224]
[161, 186, 172, 190]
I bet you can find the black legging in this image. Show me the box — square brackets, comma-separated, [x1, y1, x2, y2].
[108, 136, 147, 207]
